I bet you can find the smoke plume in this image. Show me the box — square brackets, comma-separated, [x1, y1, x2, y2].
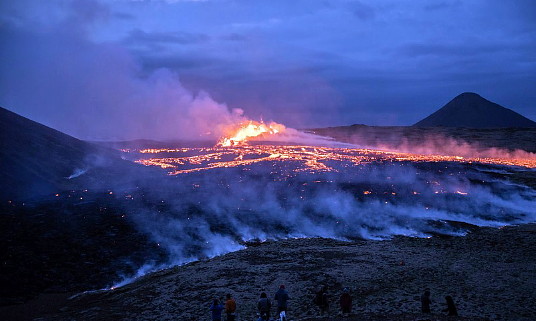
[0, 0, 274, 141]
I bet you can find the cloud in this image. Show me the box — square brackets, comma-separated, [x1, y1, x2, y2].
[221, 33, 250, 42]
[0, 2, 247, 140]
[1, 0, 535, 131]
[124, 28, 209, 46]
[423, 1, 461, 11]
[398, 43, 506, 58]
[349, 1, 376, 20]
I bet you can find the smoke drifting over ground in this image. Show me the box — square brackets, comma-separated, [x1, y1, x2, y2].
[312, 126, 536, 162]
[111, 145, 536, 284]
[360, 135, 536, 160]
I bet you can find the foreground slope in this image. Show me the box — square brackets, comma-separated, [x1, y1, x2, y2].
[33, 224, 536, 321]
[414, 92, 536, 128]
[0, 108, 168, 304]
[0, 106, 142, 200]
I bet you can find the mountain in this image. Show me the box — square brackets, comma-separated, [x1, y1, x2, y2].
[0, 106, 138, 201]
[0, 107, 168, 304]
[413, 92, 536, 128]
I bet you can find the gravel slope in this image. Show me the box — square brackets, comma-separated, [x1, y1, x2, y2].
[38, 224, 536, 321]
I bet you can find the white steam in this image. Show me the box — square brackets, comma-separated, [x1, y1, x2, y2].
[116, 160, 536, 287]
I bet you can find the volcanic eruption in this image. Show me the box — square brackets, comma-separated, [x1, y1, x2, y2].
[217, 120, 286, 147]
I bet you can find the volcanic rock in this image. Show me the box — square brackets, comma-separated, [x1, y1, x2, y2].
[16, 224, 535, 321]
[413, 92, 536, 128]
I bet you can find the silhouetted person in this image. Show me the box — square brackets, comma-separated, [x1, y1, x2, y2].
[257, 292, 271, 321]
[274, 284, 290, 319]
[340, 287, 352, 315]
[443, 296, 458, 316]
[225, 293, 237, 321]
[421, 289, 432, 313]
[314, 285, 329, 315]
[210, 298, 225, 321]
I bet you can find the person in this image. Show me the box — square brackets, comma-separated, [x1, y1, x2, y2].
[210, 298, 225, 321]
[224, 293, 237, 321]
[274, 284, 290, 320]
[340, 287, 352, 315]
[421, 288, 432, 313]
[257, 292, 272, 321]
[314, 285, 329, 315]
[443, 295, 458, 316]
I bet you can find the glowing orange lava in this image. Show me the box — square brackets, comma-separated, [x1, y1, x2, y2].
[217, 121, 286, 147]
[127, 145, 536, 175]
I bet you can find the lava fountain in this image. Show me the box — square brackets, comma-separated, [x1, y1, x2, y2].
[217, 120, 286, 146]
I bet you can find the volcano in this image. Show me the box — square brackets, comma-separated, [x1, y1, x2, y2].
[0, 106, 141, 201]
[414, 92, 536, 128]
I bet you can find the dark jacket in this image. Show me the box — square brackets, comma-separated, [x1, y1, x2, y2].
[258, 297, 271, 312]
[315, 290, 329, 307]
[210, 303, 225, 321]
[340, 293, 352, 310]
[274, 289, 290, 308]
[421, 292, 431, 313]
[444, 297, 458, 316]
[225, 298, 236, 313]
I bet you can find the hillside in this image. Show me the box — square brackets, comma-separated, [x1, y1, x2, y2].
[0, 107, 142, 201]
[413, 93, 536, 128]
[0, 107, 168, 304]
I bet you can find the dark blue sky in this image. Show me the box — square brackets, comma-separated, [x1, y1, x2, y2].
[1, 0, 535, 140]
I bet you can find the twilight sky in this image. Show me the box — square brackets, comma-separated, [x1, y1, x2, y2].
[1, 0, 535, 140]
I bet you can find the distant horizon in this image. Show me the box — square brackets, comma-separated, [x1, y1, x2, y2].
[3, 90, 536, 142]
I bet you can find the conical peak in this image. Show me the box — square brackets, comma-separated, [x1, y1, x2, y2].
[413, 92, 536, 128]
[452, 92, 484, 101]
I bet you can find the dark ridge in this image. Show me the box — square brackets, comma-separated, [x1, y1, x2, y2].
[413, 92, 536, 128]
[0, 106, 142, 201]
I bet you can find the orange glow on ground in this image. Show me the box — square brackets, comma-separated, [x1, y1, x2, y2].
[126, 145, 536, 175]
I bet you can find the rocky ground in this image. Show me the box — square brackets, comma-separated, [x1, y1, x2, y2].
[0, 194, 167, 304]
[7, 224, 533, 321]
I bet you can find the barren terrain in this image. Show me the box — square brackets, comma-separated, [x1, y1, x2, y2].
[18, 224, 535, 321]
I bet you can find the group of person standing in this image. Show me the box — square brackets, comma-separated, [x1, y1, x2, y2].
[312, 285, 353, 316]
[317, 286, 459, 317]
[210, 294, 237, 321]
[421, 288, 458, 316]
[209, 285, 290, 321]
[210, 285, 458, 320]
[258, 285, 290, 321]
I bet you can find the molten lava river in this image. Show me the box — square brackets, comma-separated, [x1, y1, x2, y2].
[106, 125, 536, 283]
[119, 139, 535, 244]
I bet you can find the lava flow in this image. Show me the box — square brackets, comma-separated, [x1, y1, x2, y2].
[125, 144, 536, 175]
[123, 120, 536, 174]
